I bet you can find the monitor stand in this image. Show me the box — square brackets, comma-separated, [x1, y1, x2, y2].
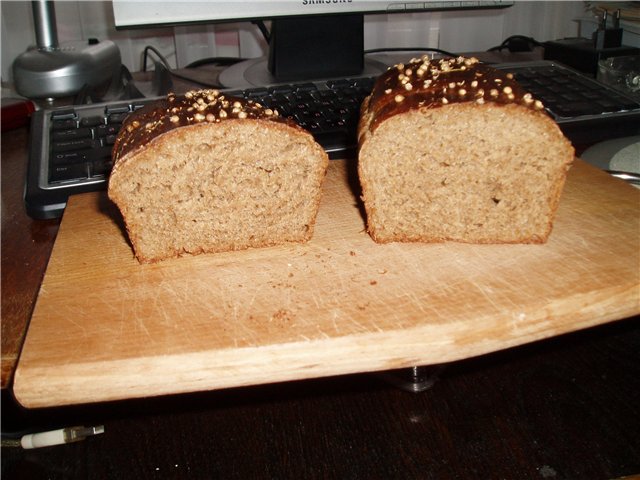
[218, 56, 389, 89]
[219, 14, 388, 89]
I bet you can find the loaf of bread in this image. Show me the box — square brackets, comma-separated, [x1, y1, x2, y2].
[358, 56, 574, 244]
[108, 89, 329, 263]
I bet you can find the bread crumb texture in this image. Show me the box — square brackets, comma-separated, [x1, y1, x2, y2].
[358, 56, 574, 244]
[108, 90, 329, 263]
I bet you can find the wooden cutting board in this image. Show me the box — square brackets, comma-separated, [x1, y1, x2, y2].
[14, 159, 640, 408]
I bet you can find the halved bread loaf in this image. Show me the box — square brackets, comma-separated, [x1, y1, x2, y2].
[358, 56, 574, 244]
[108, 90, 329, 263]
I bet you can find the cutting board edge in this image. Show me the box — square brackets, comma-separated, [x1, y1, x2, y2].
[14, 283, 638, 409]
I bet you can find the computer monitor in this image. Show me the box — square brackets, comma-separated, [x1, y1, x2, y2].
[112, 1, 514, 87]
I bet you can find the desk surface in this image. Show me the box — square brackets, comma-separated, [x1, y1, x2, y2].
[12, 155, 640, 407]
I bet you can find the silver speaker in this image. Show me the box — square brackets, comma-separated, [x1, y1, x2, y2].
[12, 1, 122, 100]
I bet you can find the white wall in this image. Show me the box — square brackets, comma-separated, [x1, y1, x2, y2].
[1, 1, 588, 83]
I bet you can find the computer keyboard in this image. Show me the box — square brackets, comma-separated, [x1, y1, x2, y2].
[25, 60, 640, 219]
[494, 61, 640, 121]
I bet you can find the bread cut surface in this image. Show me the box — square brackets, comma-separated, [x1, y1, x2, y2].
[358, 56, 574, 244]
[108, 90, 329, 263]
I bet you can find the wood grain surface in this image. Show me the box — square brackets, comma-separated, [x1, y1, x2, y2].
[13, 159, 640, 408]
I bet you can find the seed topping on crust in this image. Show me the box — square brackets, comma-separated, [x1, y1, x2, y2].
[113, 89, 293, 162]
[368, 56, 545, 130]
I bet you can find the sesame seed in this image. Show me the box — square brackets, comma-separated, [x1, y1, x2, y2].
[238, 111, 248, 119]
[170, 115, 179, 123]
[395, 94, 405, 103]
[503, 86, 513, 95]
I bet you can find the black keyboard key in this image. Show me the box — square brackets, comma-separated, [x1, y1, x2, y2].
[51, 151, 86, 166]
[596, 99, 627, 113]
[83, 146, 113, 163]
[107, 112, 129, 124]
[552, 102, 603, 117]
[51, 118, 78, 130]
[105, 105, 130, 115]
[51, 138, 100, 153]
[326, 79, 352, 89]
[268, 85, 293, 95]
[91, 160, 113, 177]
[51, 127, 92, 141]
[51, 109, 77, 120]
[245, 87, 269, 98]
[95, 124, 119, 137]
[79, 116, 104, 128]
[49, 163, 89, 183]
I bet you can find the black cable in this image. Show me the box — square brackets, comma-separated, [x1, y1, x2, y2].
[487, 35, 542, 53]
[251, 20, 271, 43]
[184, 57, 246, 69]
[142, 45, 172, 72]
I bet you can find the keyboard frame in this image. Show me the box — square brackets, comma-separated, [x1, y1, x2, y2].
[24, 60, 640, 220]
[25, 97, 160, 219]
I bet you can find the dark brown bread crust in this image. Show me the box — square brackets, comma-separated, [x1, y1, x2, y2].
[359, 56, 546, 142]
[113, 89, 297, 165]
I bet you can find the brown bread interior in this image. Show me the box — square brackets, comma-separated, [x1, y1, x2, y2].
[109, 120, 328, 263]
[358, 102, 574, 244]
